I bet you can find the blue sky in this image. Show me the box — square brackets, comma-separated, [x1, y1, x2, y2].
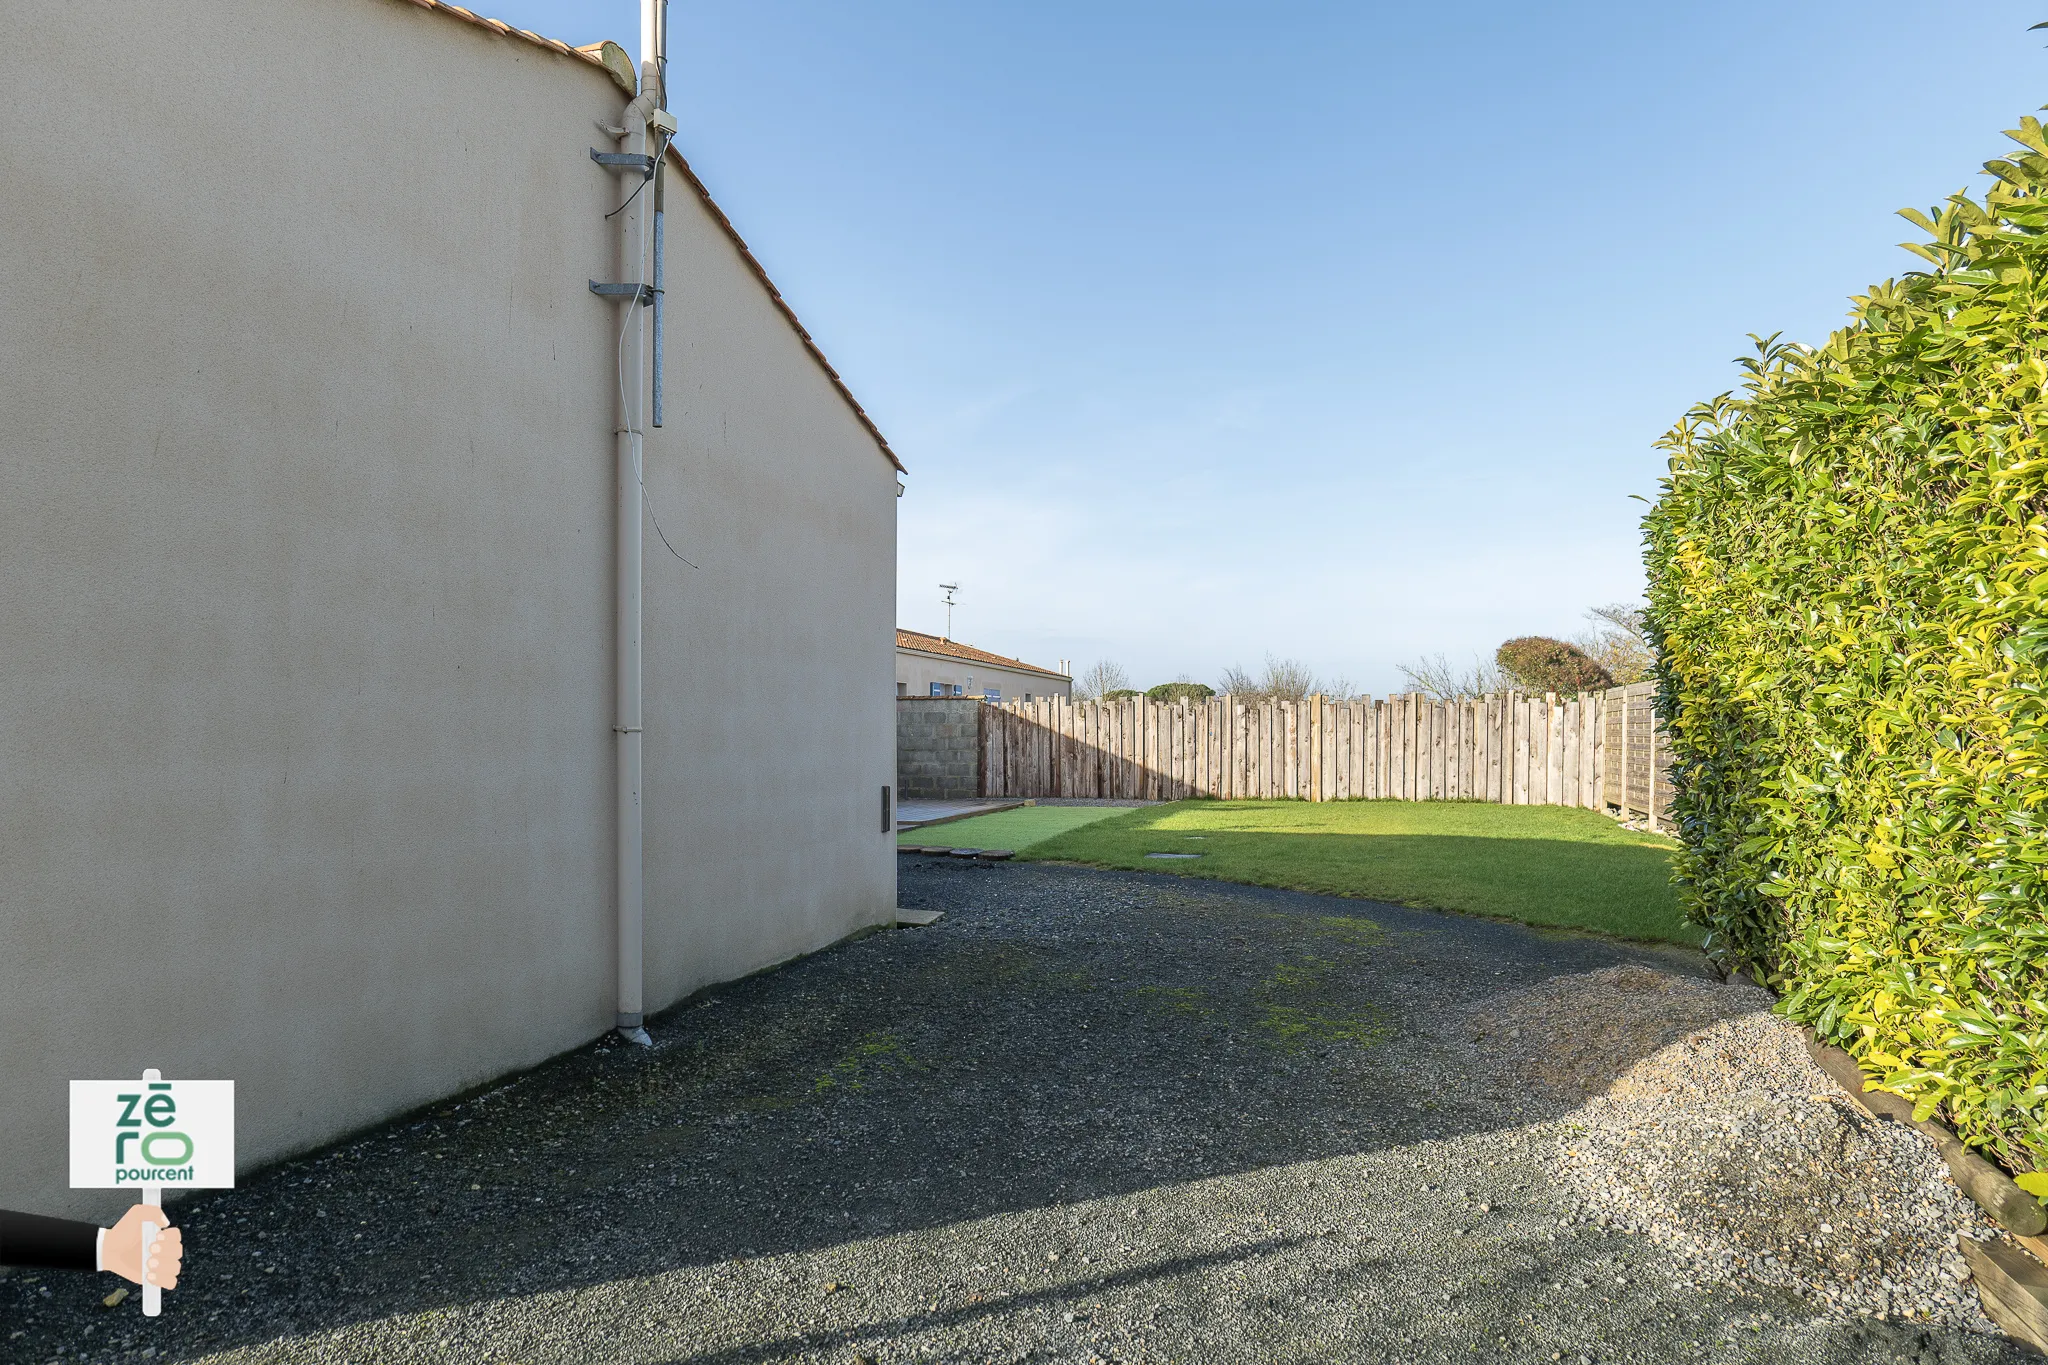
[492, 1, 2044, 693]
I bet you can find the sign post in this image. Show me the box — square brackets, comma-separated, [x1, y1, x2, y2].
[139, 1175, 159, 1317]
[70, 1069, 234, 1315]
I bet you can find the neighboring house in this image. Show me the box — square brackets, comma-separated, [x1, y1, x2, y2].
[2, 2, 898, 1219]
[896, 629, 1071, 702]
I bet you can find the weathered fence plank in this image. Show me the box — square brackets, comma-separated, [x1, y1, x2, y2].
[1546, 695, 1564, 808]
[970, 686, 1668, 812]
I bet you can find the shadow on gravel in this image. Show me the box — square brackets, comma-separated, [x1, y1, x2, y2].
[643, 1238, 1311, 1365]
[0, 861, 2010, 1363]
[626, 1230, 1992, 1365]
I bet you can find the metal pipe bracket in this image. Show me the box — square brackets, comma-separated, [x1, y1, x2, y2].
[589, 149, 657, 180]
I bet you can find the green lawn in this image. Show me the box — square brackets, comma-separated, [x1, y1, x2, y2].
[1019, 800, 1693, 944]
[898, 803, 1130, 851]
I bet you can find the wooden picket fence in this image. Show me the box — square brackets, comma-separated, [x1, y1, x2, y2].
[979, 684, 1672, 825]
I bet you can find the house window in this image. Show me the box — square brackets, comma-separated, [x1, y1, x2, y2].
[930, 682, 945, 697]
[984, 688, 1001, 700]
[897, 682, 908, 696]
[1023, 693, 1032, 702]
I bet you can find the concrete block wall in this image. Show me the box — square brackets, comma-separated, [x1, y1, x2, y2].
[897, 698, 984, 799]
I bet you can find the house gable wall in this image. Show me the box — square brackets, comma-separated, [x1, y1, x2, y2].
[0, 0, 893, 1217]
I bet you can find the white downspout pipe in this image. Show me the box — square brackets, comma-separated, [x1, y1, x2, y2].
[613, 7, 662, 1046]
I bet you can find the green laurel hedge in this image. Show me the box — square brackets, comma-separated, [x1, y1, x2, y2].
[1644, 117, 2048, 1183]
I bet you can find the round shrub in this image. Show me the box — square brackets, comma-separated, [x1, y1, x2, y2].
[1145, 681, 1216, 704]
[1494, 637, 1614, 695]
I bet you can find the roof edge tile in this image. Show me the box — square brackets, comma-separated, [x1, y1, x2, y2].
[896, 629, 1068, 680]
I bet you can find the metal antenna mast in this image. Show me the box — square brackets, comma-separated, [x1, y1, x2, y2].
[940, 583, 959, 640]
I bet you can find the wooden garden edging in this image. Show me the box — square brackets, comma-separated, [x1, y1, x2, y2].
[1963, 1237, 2048, 1353]
[1807, 1031, 2048, 1352]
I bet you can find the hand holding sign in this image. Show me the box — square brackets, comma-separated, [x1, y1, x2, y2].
[103, 1205, 181, 1289]
[71, 1070, 232, 1315]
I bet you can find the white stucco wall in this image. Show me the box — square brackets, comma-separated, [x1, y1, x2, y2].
[895, 651, 1070, 702]
[0, 0, 895, 1220]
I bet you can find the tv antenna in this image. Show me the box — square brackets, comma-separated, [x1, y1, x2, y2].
[939, 583, 959, 640]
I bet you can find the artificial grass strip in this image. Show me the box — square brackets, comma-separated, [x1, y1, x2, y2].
[898, 803, 1130, 851]
[1023, 800, 1693, 945]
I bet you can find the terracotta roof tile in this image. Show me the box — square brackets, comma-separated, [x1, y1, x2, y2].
[896, 629, 1068, 680]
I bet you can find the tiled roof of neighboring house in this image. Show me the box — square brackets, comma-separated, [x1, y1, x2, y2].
[396, 0, 906, 475]
[896, 629, 1069, 680]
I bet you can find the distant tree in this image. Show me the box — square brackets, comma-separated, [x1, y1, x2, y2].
[1495, 636, 1614, 694]
[1589, 602, 1647, 636]
[1218, 656, 1355, 702]
[1145, 680, 1216, 705]
[1397, 652, 1503, 701]
[1073, 660, 1131, 701]
[1101, 688, 1142, 701]
[1570, 602, 1654, 685]
[1258, 657, 1320, 701]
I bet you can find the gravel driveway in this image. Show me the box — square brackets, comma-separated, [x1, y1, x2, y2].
[0, 859, 2033, 1365]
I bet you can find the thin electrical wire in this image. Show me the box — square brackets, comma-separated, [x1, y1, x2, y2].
[640, 450, 698, 570]
[614, 277, 698, 570]
[605, 129, 671, 221]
